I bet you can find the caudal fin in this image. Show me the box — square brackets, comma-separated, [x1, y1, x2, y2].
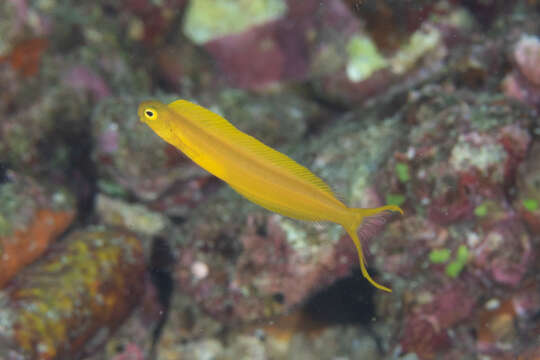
[344, 205, 403, 293]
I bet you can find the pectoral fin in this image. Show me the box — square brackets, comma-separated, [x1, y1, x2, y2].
[164, 117, 226, 178]
[176, 137, 200, 160]
[165, 121, 200, 160]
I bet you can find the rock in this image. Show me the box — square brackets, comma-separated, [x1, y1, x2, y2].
[475, 283, 540, 355]
[0, 172, 75, 288]
[399, 284, 476, 358]
[96, 193, 168, 236]
[311, 1, 474, 106]
[156, 304, 381, 360]
[372, 87, 537, 358]
[503, 34, 540, 109]
[0, 226, 145, 359]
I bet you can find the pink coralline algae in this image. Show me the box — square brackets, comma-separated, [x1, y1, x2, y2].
[205, 22, 286, 90]
[63, 66, 111, 101]
[471, 215, 533, 287]
[503, 34, 540, 108]
[513, 35, 540, 86]
[123, 0, 189, 45]
[514, 142, 540, 234]
[202, 0, 360, 89]
[498, 124, 532, 189]
[400, 284, 476, 359]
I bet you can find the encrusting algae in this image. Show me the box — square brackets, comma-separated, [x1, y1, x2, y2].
[138, 99, 403, 292]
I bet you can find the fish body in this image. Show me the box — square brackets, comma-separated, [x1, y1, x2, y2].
[138, 99, 403, 292]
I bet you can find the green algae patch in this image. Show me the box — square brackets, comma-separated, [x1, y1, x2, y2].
[445, 245, 469, 278]
[445, 261, 462, 278]
[429, 245, 469, 278]
[346, 35, 387, 82]
[390, 25, 441, 75]
[386, 193, 406, 206]
[429, 248, 451, 264]
[395, 162, 411, 182]
[183, 0, 287, 44]
[474, 203, 488, 217]
[523, 198, 539, 212]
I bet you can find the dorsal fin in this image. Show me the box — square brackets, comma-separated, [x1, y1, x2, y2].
[167, 99, 340, 202]
[168, 99, 237, 133]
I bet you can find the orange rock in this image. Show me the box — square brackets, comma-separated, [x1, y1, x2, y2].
[0, 38, 48, 77]
[476, 298, 517, 353]
[262, 310, 327, 344]
[0, 208, 74, 288]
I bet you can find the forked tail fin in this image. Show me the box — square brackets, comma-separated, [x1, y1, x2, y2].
[344, 205, 403, 293]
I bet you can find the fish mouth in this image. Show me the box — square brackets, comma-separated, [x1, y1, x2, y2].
[138, 107, 148, 123]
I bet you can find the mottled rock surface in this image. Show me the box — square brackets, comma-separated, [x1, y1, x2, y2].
[0, 227, 145, 359]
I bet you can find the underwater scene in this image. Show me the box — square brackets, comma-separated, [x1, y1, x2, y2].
[1, 0, 540, 359]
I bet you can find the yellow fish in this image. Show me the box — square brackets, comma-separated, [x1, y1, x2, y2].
[138, 99, 403, 292]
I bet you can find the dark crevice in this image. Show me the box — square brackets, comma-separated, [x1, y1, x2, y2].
[101, 3, 119, 17]
[35, 111, 97, 225]
[148, 237, 175, 357]
[303, 83, 350, 114]
[302, 268, 376, 325]
[256, 223, 267, 237]
[302, 268, 382, 353]
[298, 85, 347, 138]
[168, 215, 187, 225]
[67, 120, 98, 222]
[201, 233, 243, 262]
[0, 163, 8, 184]
[375, 91, 409, 120]
[461, 1, 517, 29]
[272, 292, 285, 304]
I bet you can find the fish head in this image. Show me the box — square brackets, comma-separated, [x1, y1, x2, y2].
[138, 100, 176, 142]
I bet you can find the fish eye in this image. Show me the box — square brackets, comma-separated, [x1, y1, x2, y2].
[144, 108, 157, 120]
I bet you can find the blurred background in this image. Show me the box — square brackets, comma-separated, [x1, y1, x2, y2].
[1, 0, 540, 359]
